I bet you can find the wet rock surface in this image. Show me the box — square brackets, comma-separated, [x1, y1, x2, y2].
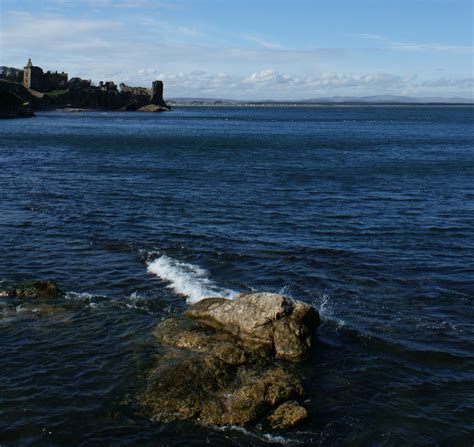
[267, 400, 309, 429]
[139, 293, 319, 429]
[1, 280, 62, 300]
[0, 280, 74, 324]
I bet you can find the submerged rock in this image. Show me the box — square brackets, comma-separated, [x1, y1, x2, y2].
[139, 293, 319, 429]
[1, 280, 62, 300]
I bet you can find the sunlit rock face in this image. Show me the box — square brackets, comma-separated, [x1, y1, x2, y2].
[139, 293, 319, 429]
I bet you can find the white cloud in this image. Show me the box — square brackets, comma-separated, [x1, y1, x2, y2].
[242, 34, 285, 50]
[27, 0, 177, 9]
[142, 69, 473, 99]
[1, 9, 471, 99]
[1, 11, 120, 51]
[355, 33, 473, 55]
[176, 26, 203, 38]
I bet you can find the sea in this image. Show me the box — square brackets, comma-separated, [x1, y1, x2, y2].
[0, 106, 473, 446]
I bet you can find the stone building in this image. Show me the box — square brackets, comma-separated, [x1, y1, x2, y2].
[0, 66, 24, 83]
[69, 77, 91, 89]
[43, 70, 68, 91]
[23, 59, 68, 92]
[23, 59, 44, 90]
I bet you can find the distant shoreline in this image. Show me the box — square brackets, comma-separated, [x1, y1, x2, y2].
[35, 103, 473, 113]
[168, 101, 473, 107]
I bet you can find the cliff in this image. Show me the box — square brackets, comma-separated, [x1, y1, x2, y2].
[0, 80, 35, 118]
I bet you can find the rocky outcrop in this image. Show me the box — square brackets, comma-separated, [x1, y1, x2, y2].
[1, 280, 62, 299]
[0, 280, 75, 324]
[139, 293, 319, 429]
[136, 104, 169, 112]
[267, 400, 308, 429]
[0, 80, 35, 118]
[2, 77, 171, 113]
[185, 293, 319, 360]
[39, 79, 170, 111]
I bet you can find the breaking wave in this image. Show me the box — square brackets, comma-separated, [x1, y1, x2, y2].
[147, 255, 237, 304]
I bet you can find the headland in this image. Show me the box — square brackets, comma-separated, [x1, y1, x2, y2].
[0, 59, 170, 118]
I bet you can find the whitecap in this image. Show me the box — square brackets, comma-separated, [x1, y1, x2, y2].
[147, 254, 237, 304]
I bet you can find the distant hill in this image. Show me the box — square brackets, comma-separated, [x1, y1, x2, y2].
[302, 95, 473, 104]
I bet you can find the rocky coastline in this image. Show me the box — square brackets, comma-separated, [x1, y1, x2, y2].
[1, 66, 170, 118]
[1, 281, 320, 431]
[41, 79, 170, 112]
[0, 80, 35, 118]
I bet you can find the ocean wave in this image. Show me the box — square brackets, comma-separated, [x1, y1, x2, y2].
[314, 293, 346, 328]
[147, 254, 237, 304]
[212, 425, 295, 444]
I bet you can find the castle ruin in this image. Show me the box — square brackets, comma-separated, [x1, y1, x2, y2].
[23, 59, 68, 92]
[1, 59, 169, 111]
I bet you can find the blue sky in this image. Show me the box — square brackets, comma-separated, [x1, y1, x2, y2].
[1, 0, 472, 99]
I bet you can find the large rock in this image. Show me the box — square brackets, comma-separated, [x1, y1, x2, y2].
[139, 293, 319, 429]
[185, 292, 319, 361]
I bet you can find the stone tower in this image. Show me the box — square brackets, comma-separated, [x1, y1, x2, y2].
[150, 80, 166, 106]
[23, 58, 44, 91]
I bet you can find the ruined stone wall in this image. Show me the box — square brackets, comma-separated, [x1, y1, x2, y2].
[150, 80, 166, 106]
[43, 72, 68, 92]
[118, 83, 151, 110]
[0, 67, 24, 83]
[40, 78, 169, 111]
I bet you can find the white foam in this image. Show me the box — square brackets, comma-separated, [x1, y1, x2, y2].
[147, 255, 237, 304]
[212, 425, 293, 444]
[64, 291, 96, 301]
[314, 293, 346, 328]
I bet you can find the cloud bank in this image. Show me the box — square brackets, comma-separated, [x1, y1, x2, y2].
[1, 7, 472, 99]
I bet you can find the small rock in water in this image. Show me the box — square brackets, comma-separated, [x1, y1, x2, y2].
[139, 292, 319, 429]
[2, 280, 62, 300]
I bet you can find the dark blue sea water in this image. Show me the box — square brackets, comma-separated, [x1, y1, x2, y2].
[0, 106, 473, 446]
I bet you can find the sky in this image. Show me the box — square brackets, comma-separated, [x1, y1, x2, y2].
[0, 0, 473, 99]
